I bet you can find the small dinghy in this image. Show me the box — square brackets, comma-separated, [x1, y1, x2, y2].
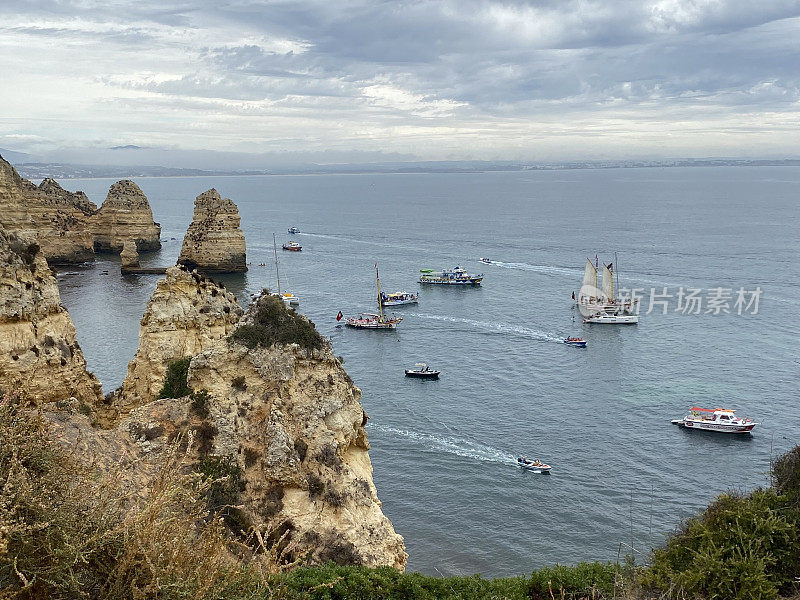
[288, 227, 300, 234]
[517, 457, 551, 473]
[563, 337, 587, 348]
[404, 363, 440, 378]
[479, 257, 492, 264]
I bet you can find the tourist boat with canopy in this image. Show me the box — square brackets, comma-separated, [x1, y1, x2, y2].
[671, 407, 758, 434]
[517, 457, 551, 473]
[270, 233, 299, 306]
[282, 241, 302, 251]
[380, 291, 419, 306]
[345, 264, 402, 329]
[563, 337, 587, 347]
[404, 363, 440, 378]
[419, 266, 483, 286]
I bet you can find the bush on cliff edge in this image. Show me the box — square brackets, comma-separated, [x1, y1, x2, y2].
[232, 292, 324, 353]
[158, 357, 192, 398]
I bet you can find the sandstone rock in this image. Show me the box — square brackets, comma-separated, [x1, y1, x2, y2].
[0, 224, 103, 405]
[107, 266, 243, 424]
[178, 189, 247, 273]
[92, 180, 161, 253]
[120, 239, 140, 270]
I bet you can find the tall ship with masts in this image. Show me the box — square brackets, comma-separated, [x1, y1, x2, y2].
[345, 264, 403, 329]
[577, 255, 638, 323]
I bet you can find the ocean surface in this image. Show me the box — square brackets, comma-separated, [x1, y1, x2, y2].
[53, 167, 799, 577]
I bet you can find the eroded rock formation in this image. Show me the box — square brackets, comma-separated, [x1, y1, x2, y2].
[178, 189, 247, 272]
[119, 239, 140, 271]
[92, 180, 161, 253]
[0, 224, 103, 405]
[0, 155, 161, 264]
[110, 267, 243, 422]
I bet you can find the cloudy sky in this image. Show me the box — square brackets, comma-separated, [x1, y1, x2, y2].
[1, 0, 799, 166]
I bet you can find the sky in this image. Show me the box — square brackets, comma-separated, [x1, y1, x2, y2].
[1, 0, 799, 167]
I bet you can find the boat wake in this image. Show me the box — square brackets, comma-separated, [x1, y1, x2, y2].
[408, 313, 563, 343]
[369, 424, 517, 466]
[487, 261, 581, 277]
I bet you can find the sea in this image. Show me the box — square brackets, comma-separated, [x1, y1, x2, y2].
[52, 166, 799, 577]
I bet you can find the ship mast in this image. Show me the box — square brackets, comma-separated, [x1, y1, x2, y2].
[375, 263, 385, 321]
[273, 233, 281, 295]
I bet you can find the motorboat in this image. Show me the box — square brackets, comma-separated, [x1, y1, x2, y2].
[563, 337, 587, 348]
[419, 266, 483, 286]
[288, 227, 300, 234]
[282, 241, 302, 251]
[380, 291, 419, 306]
[583, 313, 638, 324]
[671, 407, 758, 434]
[404, 363, 440, 378]
[479, 257, 492, 264]
[517, 457, 551, 473]
[344, 264, 402, 330]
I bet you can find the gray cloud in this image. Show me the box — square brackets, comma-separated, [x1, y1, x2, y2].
[1, 0, 798, 162]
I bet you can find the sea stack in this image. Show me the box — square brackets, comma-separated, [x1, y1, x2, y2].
[0, 224, 103, 405]
[178, 189, 247, 273]
[119, 239, 140, 271]
[92, 180, 161, 253]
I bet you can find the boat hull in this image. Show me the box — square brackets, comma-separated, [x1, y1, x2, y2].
[583, 314, 639, 324]
[282, 246, 302, 252]
[673, 419, 756, 434]
[419, 278, 483, 286]
[563, 339, 587, 347]
[405, 370, 439, 378]
[382, 299, 418, 306]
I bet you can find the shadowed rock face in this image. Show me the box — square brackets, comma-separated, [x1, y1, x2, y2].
[0, 224, 103, 405]
[92, 180, 162, 253]
[0, 156, 161, 263]
[178, 188, 247, 273]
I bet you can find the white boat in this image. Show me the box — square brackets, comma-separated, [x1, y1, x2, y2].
[671, 407, 758, 434]
[419, 266, 483, 286]
[404, 363, 440, 378]
[517, 457, 551, 473]
[583, 313, 638, 324]
[577, 255, 638, 321]
[288, 227, 300, 234]
[271, 234, 299, 306]
[479, 257, 492, 264]
[380, 291, 419, 306]
[282, 241, 302, 251]
[345, 264, 402, 329]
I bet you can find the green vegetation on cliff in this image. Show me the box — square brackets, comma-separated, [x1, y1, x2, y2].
[1, 389, 798, 599]
[231, 292, 325, 353]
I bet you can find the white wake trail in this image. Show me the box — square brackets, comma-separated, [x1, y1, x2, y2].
[408, 312, 563, 343]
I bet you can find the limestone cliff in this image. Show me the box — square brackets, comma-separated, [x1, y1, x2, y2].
[111, 266, 243, 421]
[92, 180, 161, 253]
[0, 224, 103, 405]
[0, 156, 162, 263]
[0, 157, 95, 263]
[178, 189, 247, 273]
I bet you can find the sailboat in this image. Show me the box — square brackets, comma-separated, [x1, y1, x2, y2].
[345, 264, 403, 329]
[271, 233, 299, 306]
[577, 255, 638, 323]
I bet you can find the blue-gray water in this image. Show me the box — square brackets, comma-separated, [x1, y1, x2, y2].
[53, 167, 799, 577]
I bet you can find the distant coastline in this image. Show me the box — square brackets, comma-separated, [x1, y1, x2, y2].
[13, 157, 800, 180]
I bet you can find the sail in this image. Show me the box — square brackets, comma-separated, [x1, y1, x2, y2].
[602, 263, 614, 301]
[579, 258, 597, 300]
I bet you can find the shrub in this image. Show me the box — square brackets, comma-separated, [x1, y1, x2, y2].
[196, 456, 250, 536]
[231, 293, 325, 353]
[307, 473, 325, 500]
[190, 389, 211, 418]
[323, 488, 346, 507]
[194, 421, 218, 456]
[158, 357, 191, 399]
[529, 562, 617, 599]
[774, 445, 800, 499]
[315, 443, 341, 470]
[294, 438, 308, 462]
[231, 375, 247, 391]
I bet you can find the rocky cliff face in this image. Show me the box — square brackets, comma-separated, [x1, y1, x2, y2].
[111, 267, 243, 422]
[0, 224, 103, 405]
[178, 189, 247, 273]
[92, 180, 161, 253]
[0, 156, 161, 263]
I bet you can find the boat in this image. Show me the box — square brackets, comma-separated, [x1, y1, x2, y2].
[344, 264, 402, 329]
[479, 257, 492, 264]
[270, 234, 299, 306]
[576, 255, 638, 322]
[671, 407, 758, 434]
[583, 314, 638, 324]
[380, 291, 419, 306]
[288, 227, 300, 234]
[282, 241, 302, 251]
[517, 457, 551, 473]
[563, 337, 587, 347]
[404, 363, 440, 378]
[419, 266, 483, 286]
